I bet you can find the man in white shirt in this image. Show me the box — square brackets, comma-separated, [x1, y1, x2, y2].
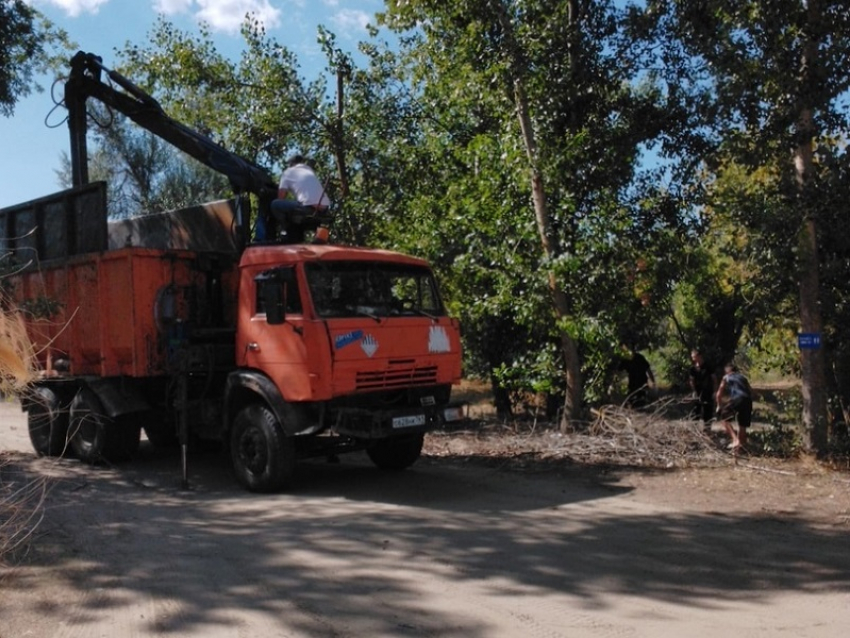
[270, 155, 331, 242]
[278, 155, 331, 209]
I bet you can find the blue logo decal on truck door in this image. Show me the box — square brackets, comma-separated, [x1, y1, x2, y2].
[335, 330, 364, 350]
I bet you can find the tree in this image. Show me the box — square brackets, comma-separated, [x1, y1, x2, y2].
[56, 105, 230, 219]
[652, 0, 850, 452]
[112, 16, 348, 234]
[664, 157, 799, 387]
[0, 0, 71, 117]
[379, 0, 690, 425]
[816, 148, 850, 426]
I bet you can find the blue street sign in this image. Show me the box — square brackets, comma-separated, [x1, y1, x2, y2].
[798, 333, 821, 349]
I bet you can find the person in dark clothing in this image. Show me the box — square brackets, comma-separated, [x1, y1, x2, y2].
[618, 346, 655, 407]
[688, 349, 716, 428]
[715, 362, 753, 451]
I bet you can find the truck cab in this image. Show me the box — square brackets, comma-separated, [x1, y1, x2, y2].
[224, 243, 465, 490]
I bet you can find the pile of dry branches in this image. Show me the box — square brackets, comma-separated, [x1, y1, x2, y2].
[0, 303, 35, 396]
[429, 397, 729, 470]
[0, 459, 48, 572]
[1, 301, 43, 572]
[563, 398, 727, 467]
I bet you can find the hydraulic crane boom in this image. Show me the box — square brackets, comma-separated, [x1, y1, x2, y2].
[64, 51, 278, 245]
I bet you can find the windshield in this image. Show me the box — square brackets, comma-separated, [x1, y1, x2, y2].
[305, 261, 445, 319]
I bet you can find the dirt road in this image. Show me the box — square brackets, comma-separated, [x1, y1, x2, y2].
[1, 400, 849, 637]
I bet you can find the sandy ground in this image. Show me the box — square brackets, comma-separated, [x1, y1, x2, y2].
[1, 399, 849, 638]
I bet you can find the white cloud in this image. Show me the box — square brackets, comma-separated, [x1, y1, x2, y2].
[197, 0, 281, 33]
[153, 0, 194, 14]
[330, 8, 370, 34]
[34, 0, 110, 17]
[153, 0, 282, 34]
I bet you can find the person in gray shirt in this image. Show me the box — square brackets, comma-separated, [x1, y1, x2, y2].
[715, 363, 753, 452]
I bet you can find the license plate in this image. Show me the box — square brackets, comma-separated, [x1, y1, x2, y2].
[392, 414, 426, 429]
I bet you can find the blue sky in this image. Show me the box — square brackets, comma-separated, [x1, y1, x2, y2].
[1, 0, 383, 208]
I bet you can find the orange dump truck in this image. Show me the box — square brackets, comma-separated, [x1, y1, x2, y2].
[1, 189, 465, 491]
[0, 51, 464, 491]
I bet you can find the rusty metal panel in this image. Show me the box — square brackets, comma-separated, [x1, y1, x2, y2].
[41, 198, 70, 261]
[101, 253, 137, 376]
[72, 184, 108, 254]
[20, 267, 69, 368]
[108, 200, 238, 253]
[0, 183, 107, 266]
[69, 259, 102, 373]
[131, 252, 168, 375]
[11, 207, 38, 264]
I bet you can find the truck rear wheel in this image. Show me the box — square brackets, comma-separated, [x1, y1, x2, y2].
[68, 389, 108, 464]
[68, 389, 141, 463]
[230, 404, 295, 492]
[366, 433, 424, 470]
[26, 386, 69, 457]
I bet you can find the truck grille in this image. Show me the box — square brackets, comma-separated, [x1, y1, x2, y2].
[356, 366, 438, 391]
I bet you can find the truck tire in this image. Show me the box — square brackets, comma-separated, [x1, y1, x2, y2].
[230, 404, 295, 492]
[366, 433, 424, 470]
[26, 386, 69, 457]
[68, 389, 109, 464]
[68, 390, 143, 464]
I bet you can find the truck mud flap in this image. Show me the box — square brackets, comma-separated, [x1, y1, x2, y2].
[84, 377, 152, 418]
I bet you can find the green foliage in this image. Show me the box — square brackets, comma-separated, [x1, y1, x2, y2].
[651, 0, 850, 450]
[34, 0, 850, 429]
[749, 424, 803, 458]
[61, 16, 343, 219]
[375, 0, 697, 412]
[660, 147, 812, 389]
[117, 16, 327, 176]
[762, 386, 804, 427]
[748, 387, 803, 457]
[55, 103, 231, 217]
[0, 1, 72, 117]
[813, 146, 850, 421]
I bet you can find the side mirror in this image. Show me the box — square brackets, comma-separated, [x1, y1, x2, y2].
[262, 280, 286, 325]
[257, 268, 295, 325]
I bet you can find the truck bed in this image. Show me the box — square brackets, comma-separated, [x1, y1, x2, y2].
[10, 247, 238, 378]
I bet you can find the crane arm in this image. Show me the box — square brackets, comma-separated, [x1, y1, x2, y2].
[64, 51, 277, 199]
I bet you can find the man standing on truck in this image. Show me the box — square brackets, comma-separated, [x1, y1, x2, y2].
[270, 155, 331, 242]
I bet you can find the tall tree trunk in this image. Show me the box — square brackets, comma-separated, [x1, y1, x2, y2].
[797, 209, 828, 452]
[493, 0, 583, 428]
[796, 0, 828, 453]
[333, 67, 350, 198]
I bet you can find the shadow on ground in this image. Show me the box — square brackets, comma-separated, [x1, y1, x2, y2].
[1, 441, 848, 636]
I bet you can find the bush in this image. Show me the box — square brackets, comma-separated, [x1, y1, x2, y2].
[749, 424, 803, 458]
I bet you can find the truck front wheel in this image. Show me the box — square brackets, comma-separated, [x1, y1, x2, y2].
[230, 404, 295, 492]
[366, 433, 424, 470]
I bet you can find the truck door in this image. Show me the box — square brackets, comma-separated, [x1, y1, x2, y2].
[240, 267, 313, 400]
